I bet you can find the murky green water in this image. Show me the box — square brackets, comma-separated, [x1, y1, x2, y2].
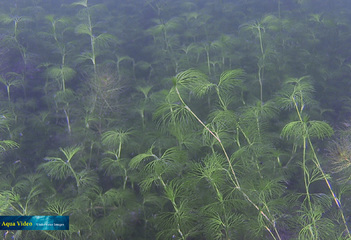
[0, 0, 350, 239]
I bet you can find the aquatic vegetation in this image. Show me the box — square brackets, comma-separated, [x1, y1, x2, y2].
[327, 128, 351, 183]
[0, 72, 23, 104]
[39, 146, 83, 188]
[0, 0, 351, 239]
[278, 76, 349, 239]
[0, 14, 32, 66]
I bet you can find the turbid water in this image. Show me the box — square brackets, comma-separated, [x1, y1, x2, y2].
[0, 0, 350, 239]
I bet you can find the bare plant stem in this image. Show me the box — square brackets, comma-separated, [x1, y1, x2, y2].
[63, 108, 71, 135]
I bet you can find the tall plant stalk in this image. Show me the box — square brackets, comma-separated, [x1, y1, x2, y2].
[73, 0, 115, 116]
[0, 73, 23, 104]
[280, 76, 351, 238]
[39, 146, 82, 188]
[241, 20, 266, 106]
[130, 146, 193, 239]
[172, 69, 282, 240]
[72, 0, 97, 76]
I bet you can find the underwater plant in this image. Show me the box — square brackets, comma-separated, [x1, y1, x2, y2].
[44, 15, 76, 92]
[165, 69, 284, 239]
[53, 89, 76, 134]
[278, 76, 350, 239]
[100, 128, 134, 189]
[0, 1, 350, 239]
[130, 146, 197, 239]
[134, 84, 153, 129]
[72, 0, 115, 77]
[0, 14, 32, 66]
[0, 72, 23, 104]
[39, 145, 97, 191]
[327, 131, 351, 183]
[240, 18, 266, 104]
[39, 146, 82, 187]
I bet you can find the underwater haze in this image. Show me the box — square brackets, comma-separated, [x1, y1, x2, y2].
[1, 0, 351, 239]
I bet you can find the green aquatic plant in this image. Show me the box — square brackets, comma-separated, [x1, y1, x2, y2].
[146, 18, 180, 51]
[72, 0, 116, 119]
[73, 0, 115, 77]
[155, 180, 196, 240]
[239, 100, 278, 142]
[130, 146, 196, 239]
[0, 13, 33, 103]
[54, 89, 76, 134]
[39, 146, 83, 188]
[199, 41, 217, 75]
[0, 111, 19, 166]
[327, 131, 351, 183]
[240, 16, 276, 106]
[170, 69, 283, 239]
[46, 64, 76, 92]
[240, 19, 265, 100]
[0, 72, 23, 104]
[101, 128, 133, 159]
[0, 1, 348, 239]
[101, 149, 130, 190]
[168, 124, 202, 151]
[134, 84, 153, 129]
[190, 153, 245, 240]
[215, 69, 245, 109]
[278, 76, 350, 239]
[41, 199, 76, 239]
[211, 34, 238, 69]
[145, 17, 182, 73]
[0, 140, 18, 153]
[0, 172, 58, 240]
[87, 65, 123, 116]
[149, 66, 285, 238]
[80, 186, 140, 239]
[45, 15, 72, 44]
[181, 11, 211, 43]
[0, 111, 19, 141]
[45, 198, 73, 216]
[115, 55, 135, 81]
[100, 129, 134, 188]
[0, 173, 51, 216]
[179, 43, 197, 67]
[154, 94, 199, 131]
[0, 14, 32, 66]
[44, 15, 73, 86]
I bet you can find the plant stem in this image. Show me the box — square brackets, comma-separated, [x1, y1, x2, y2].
[174, 85, 282, 240]
[63, 108, 71, 134]
[291, 93, 351, 238]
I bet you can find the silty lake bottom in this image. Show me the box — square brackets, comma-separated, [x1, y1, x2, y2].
[0, 0, 351, 239]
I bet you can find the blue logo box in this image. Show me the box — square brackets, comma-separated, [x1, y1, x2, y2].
[0, 216, 69, 230]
